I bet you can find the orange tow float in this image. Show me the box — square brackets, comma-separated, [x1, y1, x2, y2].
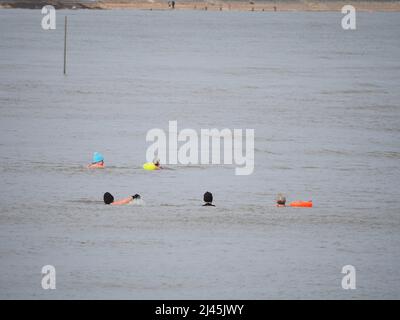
[289, 200, 313, 208]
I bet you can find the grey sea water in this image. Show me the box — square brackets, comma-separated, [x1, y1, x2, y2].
[0, 9, 399, 299]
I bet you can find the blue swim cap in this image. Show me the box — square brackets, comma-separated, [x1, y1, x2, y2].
[92, 152, 104, 163]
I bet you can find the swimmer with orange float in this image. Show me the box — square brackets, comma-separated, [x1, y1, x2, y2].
[88, 152, 105, 169]
[276, 194, 313, 207]
[103, 192, 141, 206]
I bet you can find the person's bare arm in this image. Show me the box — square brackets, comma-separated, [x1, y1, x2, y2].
[111, 197, 133, 206]
[88, 162, 104, 169]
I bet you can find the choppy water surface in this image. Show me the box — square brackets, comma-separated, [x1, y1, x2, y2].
[0, 9, 399, 299]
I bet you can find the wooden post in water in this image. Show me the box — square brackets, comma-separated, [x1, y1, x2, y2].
[63, 16, 67, 75]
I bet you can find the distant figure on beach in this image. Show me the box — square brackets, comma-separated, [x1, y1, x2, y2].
[203, 192, 215, 207]
[103, 192, 141, 206]
[88, 152, 104, 169]
[168, 1, 175, 9]
[276, 194, 286, 207]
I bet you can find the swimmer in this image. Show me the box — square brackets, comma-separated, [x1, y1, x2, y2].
[103, 192, 141, 206]
[88, 152, 104, 169]
[276, 193, 286, 207]
[203, 191, 215, 207]
[153, 157, 162, 169]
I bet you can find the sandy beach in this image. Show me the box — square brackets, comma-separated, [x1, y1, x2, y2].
[1, 1, 400, 11]
[100, 1, 400, 12]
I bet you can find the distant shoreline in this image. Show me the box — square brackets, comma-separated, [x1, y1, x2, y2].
[1, 1, 400, 12]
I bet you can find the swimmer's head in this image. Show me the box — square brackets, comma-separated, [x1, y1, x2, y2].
[276, 193, 286, 205]
[93, 152, 104, 164]
[132, 194, 141, 200]
[153, 157, 160, 166]
[103, 192, 114, 205]
[203, 191, 213, 203]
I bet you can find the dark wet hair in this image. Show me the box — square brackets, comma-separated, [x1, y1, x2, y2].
[203, 191, 213, 203]
[104, 192, 114, 205]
